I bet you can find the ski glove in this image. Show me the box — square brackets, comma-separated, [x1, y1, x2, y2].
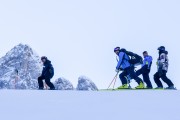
[115, 69, 120, 73]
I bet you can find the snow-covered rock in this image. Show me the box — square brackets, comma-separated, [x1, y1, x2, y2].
[54, 77, 74, 90]
[0, 43, 42, 89]
[76, 76, 98, 91]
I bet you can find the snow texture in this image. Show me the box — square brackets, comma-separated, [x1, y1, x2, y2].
[0, 44, 42, 89]
[0, 90, 179, 120]
[77, 76, 98, 91]
[54, 77, 74, 90]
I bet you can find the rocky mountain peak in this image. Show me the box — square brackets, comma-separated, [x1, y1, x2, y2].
[0, 43, 42, 89]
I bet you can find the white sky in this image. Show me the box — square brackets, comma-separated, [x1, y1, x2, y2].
[0, 0, 180, 89]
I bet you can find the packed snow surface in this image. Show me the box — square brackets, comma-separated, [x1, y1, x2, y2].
[0, 90, 179, 120]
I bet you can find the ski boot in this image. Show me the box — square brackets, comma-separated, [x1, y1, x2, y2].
[165, 86, 177, 90]
[135, 82, 145, 89]
[117, 84, 129, 89]
[145, 86, 153, 89]
[49, 88, 56, 90]
[155, 87, 164, 90]
[38, 87, 44, 90]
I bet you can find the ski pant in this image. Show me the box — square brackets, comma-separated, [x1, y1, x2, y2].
[38, 76, 55, 90]
[119, 66, 143, 85]
[154, 70, 174, 87]
[136, 68, 153, 88]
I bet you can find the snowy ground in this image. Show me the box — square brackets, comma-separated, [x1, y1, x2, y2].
[0, 90, 179, 120]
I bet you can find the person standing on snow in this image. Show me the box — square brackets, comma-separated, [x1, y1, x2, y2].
[154, 46, 175, 89]
[136, 51, 153, 89]
[38, 56, 55, 90]
[114, 47, 144, 89]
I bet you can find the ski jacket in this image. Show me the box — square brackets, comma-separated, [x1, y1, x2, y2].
[116, 51, 131, 70]
[41, 60, 54, 78]
[142, 55, 153, 69]
[157, 52, 169, 71]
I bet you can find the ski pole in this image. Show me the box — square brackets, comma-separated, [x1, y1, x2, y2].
[125, 75, 131, 89]
[107, 72, 119, 90]
[43, 81, 48, 90]
[112, 75, 118, 90]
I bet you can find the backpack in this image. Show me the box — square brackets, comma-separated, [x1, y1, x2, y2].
[49, 66, 54, 78]
[120, 49, 143, 65]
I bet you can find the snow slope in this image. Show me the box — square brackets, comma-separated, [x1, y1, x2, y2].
[0, 90, 179, 120]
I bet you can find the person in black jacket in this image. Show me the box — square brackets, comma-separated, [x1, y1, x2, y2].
[38, 56, 55, 90]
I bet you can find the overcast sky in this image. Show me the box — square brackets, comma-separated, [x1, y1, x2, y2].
[0, 0, 179, 89]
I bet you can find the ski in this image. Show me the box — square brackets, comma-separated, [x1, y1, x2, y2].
[99, 88, 177, 91]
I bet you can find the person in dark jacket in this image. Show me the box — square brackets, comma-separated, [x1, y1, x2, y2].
[136, 51, 153, 89]
[38, 56, 55, 90]
[114, 47, 144, 89]
[154, 46, 175, 89]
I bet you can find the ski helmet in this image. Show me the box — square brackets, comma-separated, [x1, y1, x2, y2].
[157, 46, 165, 51]
[41, 56, 47, 60]
[165, 51, 168, 55]
[114, 47, 120, 52]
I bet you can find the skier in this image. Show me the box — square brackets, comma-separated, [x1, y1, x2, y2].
[154, 46, 175, 89]
[136, 51, 153, 89]
[38, 56, 55, 90]
[114, 47, 145, 89]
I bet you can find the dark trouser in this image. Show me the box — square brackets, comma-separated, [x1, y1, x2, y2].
[154, 70, 174, 87]
[38, 76, 55, 90]
[120, 66, 143, 85]
[136, 68, 153, 88]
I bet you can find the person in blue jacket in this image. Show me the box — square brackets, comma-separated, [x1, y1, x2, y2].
[114, 47, 144, 89]
[38, 56, 55, 90]
[136, 51, 153, 89]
